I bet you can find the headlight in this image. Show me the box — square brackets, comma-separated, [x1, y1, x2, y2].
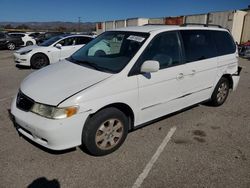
[20, 50, 32, 55]
[31, 103, 79, 119]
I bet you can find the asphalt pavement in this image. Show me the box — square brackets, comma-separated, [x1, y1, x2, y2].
[0, 50, 249, 188]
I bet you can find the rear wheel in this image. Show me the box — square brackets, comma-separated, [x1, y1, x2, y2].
[82, 107, 128, 156]
[26, 41, 33, 46]
[7, 42, 15, 50]
[31, 53, 49, 69]
[210, 77, 230, 106]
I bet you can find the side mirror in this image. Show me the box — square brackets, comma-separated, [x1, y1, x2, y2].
[55, 43, 62, 49]
[140, 60, 160, 73]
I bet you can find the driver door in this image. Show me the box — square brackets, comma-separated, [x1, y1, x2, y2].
[136, 31, 186, 124]
[57, 37, 77, 60]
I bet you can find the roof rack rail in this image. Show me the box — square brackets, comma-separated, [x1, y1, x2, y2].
[180, 23, 223, 28]
[143, 24, 167, 26]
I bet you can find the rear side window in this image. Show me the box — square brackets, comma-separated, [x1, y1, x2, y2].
[212, 31, 236, 56]
[76, 37, 93, 45]
[180, 30, 217, 62]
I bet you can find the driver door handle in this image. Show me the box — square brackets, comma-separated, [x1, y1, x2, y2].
[191, 70, 196, 76]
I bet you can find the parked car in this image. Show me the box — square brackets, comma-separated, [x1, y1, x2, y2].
[238, 41, 250, 58]
[8, 32, 36, 46]
[10, 25, 241, 156]
[27, 32, 41, 39]
[14, 34, 94, 69]
[35, 32, 65, 44]
[0, 32, 24, 50]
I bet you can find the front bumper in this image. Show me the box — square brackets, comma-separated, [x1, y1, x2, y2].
[13, 52, 31, 66]
[10, 96, 88, 150]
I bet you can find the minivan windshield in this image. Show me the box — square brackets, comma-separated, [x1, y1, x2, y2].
[39, 36, 63, 47]
[69, 31, 149, 73]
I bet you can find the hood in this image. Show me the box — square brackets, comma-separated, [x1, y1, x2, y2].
[15, 45, 44, 53]
[20, 60, 112, 106]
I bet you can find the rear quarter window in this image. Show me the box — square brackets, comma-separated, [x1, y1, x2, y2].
[212, 31, 236, 56]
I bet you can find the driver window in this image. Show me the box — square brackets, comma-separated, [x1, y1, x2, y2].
[139, 32, 182, 69]
[58, 37, 76, 46]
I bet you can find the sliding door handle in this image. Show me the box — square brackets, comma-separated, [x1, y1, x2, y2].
[177, 73, 184, 80]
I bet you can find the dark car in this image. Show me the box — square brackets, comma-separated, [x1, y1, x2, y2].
[0, 32, 24, 50]
[35, 32, 65, 44]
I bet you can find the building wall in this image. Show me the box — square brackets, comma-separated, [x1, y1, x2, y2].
[231, 10, 247, 43]
[185, 14, 208, 24]
[241, 10, 250, 43]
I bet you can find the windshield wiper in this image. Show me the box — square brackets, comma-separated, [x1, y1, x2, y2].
[68, 57, 114, 73]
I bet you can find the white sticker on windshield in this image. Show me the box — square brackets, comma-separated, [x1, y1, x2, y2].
[127, 35, 145, 42]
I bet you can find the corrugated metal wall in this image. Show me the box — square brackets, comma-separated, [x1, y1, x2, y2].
[96, 10, 249, 42]
[208, 11, 234, 31]
[165, 16, 184, 25]
[127, 18, 148, 27]
[148, 18, 165, 24]
[96, 22, 105, 35]
[105, 21, 115, 31]
[115, 20, 126, 28]
[185, 14, 207, 24]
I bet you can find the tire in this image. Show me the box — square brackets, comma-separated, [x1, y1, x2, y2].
[7, 42, 16, 50]
[210, 77, 230, 106]
[82, 107, 129, 156]
[30, 53, 49, 69]
[94, 50, 106, 57]
[26, 41, 33, 46]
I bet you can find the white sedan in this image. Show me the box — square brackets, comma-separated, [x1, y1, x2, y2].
[14, 34, 94, 69]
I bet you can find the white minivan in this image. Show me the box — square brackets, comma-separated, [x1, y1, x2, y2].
[10, 25, 241, 156]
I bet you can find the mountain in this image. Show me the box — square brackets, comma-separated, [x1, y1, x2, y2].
[0, 21, 96, 32]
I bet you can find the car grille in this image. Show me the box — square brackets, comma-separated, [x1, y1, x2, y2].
[16, 91, 34, 112]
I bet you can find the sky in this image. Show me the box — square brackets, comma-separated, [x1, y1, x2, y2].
[0, 0, 249, 22]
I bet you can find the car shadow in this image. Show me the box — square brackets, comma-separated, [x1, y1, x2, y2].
[15, 64, 31, 69]
[27, 177, 60, 188]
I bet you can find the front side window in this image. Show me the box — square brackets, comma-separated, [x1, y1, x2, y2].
[136, 31, 182, 70]
[69, 31, 149, 73]
[58, 37, 76, 46]
[180, 30, 216, 62]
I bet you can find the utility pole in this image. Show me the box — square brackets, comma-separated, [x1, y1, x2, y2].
[78, 17, 81, 32]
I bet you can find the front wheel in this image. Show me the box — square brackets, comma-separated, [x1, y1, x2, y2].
[210, 77, 230, 106]
[30, 53, 49, 69]
[82, 107, 129, 156]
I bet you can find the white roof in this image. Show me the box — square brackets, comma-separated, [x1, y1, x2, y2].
[113, 25, 228, 34]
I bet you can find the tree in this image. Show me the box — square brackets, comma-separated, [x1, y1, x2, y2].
[16, 24, 30, 30]
[4, 24, 13, 29]
[56, 26, 67, 32]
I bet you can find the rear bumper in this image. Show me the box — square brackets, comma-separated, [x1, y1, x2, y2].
[232, 66, 242, 91]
